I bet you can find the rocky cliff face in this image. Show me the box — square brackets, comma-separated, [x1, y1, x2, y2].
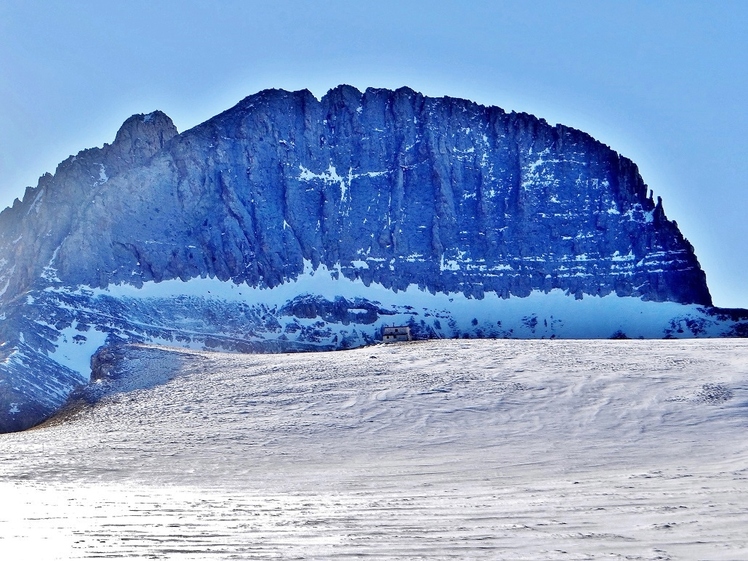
[0, 110, 178, 302]
[0, 86, 711, 305]
[0, 85, 744, 432]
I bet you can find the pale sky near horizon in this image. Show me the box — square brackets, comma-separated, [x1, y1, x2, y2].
[1, 1, 746, 307]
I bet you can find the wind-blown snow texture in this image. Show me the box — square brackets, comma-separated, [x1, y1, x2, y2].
[2, 340, 748, 559]
[0, 85, 747, 432]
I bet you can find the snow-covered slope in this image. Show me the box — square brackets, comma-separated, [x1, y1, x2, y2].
[3, 263, 746, 433]
[1, 339, 747, 559]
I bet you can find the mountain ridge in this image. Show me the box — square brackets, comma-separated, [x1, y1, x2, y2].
[0, 85, 745, 433]
[0, 85, 711, 303]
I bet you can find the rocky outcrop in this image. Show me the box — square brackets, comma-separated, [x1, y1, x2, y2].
[0, 86, 709, 305]
[0, 85, 743, 433]
[0, 111, 177, 303]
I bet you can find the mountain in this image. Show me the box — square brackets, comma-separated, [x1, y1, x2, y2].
[0, 85, 746, 433]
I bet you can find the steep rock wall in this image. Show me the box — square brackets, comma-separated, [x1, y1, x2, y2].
[0, 86, 710, 306]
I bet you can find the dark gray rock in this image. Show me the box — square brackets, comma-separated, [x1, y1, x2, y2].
[0, 86, 711, 305]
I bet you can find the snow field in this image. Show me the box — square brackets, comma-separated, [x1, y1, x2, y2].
[1, 338, 747, 559]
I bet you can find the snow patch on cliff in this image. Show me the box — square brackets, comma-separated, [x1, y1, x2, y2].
[82, 262, 717, 340]
[49, 323, 109, 381]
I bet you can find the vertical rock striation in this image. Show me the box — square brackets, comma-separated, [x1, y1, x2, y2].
[0, 86, 710, 305]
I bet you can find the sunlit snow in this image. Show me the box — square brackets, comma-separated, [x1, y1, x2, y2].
[1, 338, 747, 559]
[83, 262, 722, 341]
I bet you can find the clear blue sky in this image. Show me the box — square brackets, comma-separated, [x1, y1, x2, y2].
[1, 0, 746, 307]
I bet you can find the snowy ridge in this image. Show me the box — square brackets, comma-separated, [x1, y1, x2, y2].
[85, 260, 725, 341]
[0, 261, 746, 434]
[2, 261, 747, 434]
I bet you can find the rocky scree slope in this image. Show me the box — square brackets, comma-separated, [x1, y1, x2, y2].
[0, 85, 745, 433]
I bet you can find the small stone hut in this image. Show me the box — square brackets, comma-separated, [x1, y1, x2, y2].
[382, 325, 411, 343]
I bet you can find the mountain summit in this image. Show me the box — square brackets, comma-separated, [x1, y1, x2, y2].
[0, 86, 745, 432]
